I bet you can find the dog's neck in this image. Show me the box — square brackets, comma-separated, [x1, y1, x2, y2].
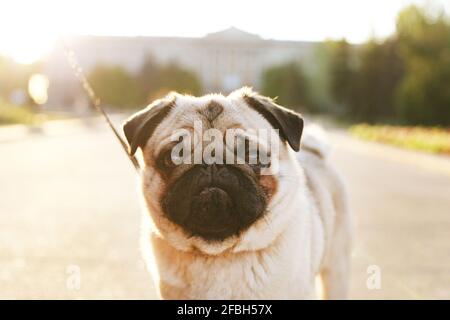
[143, 205, 319, 299]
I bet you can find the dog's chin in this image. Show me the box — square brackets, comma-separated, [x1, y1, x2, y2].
[161, 165, 267, 243]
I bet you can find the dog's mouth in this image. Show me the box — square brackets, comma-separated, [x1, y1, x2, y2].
[162, 165, 267, 241]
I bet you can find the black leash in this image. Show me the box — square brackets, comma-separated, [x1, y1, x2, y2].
[61, 38, 141, 172]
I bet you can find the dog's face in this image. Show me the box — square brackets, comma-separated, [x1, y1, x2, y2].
[123, 88, 304, 255]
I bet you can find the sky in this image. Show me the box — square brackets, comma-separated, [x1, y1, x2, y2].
[0, 0, 449, 64]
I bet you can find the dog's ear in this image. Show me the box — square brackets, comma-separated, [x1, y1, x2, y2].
[240, 89, 304, 152]
[123, 96, 176, 155]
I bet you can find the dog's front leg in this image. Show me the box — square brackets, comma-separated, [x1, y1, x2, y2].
[319, 193, 352, 299]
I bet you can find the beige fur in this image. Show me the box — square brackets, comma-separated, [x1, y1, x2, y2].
[134, 88, 352, 299]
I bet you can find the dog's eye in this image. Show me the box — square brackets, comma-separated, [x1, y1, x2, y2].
[157, 150, 177, 170]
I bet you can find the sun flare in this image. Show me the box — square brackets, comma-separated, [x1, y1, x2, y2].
[0, 0, 444, 66]
[0, 0, 57, 64]
[0, 32, 55, 64]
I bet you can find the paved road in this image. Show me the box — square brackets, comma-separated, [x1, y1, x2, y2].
[0, 119, 449, 299]
[330, 132, 450, 299]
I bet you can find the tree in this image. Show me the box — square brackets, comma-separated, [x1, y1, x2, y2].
[303, 43, 335, 113]
[158, 62, 202, 96]
[326, 39, 356, 115]
[349, 38, 404, 122]
[138, 57, 202, 103]
[88, 65, 142, 108]
[395, 5, 450, 125]
[260, 61, 310, 111]
[136, 54, 162, 103]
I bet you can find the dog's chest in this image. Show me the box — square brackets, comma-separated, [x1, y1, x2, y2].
[161, 252, 305, 299]
[151, 230, 317, 299]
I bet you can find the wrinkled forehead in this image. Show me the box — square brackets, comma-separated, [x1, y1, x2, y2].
[147, 94, 273, 149]
[172, 94, 238, 129]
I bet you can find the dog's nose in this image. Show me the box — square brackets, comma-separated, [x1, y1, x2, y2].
[190, 187, 233, 233]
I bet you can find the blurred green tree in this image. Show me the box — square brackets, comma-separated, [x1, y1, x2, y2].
[324, 5, 450, 125]
[157, 62, 202, 96]
[303, 43, 335, 113]
[136, 54, 162, 103]
[260, 61, 310, 111]
[89, 65, 142, 108]
[326, 39, 356, 115]
[395, 5, 450, 125]
[138, 56, 202, 103]
[349, 38, 404, 122]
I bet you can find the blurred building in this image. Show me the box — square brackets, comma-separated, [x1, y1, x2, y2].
[44, 27, 315, 110]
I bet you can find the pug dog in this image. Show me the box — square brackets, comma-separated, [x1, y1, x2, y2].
[123, 87, 352, 299]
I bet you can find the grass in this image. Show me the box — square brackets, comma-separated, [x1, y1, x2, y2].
[349, 124, 450, 155]
[0, 100, 49, 125]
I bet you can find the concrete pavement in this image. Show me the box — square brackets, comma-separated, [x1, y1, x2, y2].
[330, 132, 450, 299]
[0, 119, 154, 299]
[0, 119, 449, 299]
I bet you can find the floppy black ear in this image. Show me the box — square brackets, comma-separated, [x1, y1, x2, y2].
[123, 96, 176, 155]
[242, 91, 304, 152]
